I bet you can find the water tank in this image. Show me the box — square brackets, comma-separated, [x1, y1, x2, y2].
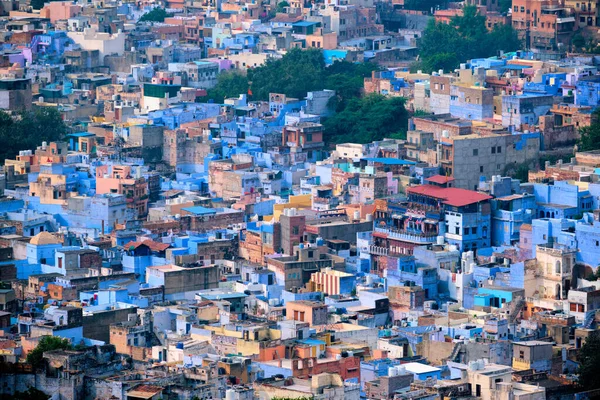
[316, 237, 324, 246]
[396, 365, 406, 375]
[176, 342, 184, 349]
[438, 69, 444, 75]
[491, 255, 497, 263]
[38, 96, 44, 103]
[503, 258, 510, 266]
[366, 213, 373, 222]
[347, 351, 354, 357]
[365, 275, 374, 285]
[449, 245, 458, 252]
[42, 141, 47, 149]
[442, 130, 449, 138]
[225, 389, 235, 400]
[436, 236, 444, 245]
[336, 354, 342, 360]
[388, 366, 398, 376]
[299, 243, 304, 249]
[353, 210, 360, 220]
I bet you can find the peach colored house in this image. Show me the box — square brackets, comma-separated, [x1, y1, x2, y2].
[96, 165, 149, 218]
[40, 2, 82, 23]
[306, 29, 338, 50]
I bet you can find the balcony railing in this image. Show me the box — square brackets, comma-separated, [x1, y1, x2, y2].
[374, 227, 437, 243]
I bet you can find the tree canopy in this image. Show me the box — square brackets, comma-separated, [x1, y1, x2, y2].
[417, 6, 521, 73]
[323, 94, 408, 144]
[139, 7, 173, 23]
[578, 333, 600, 390]
[578, 110, 600, 152]
[247, 48, 327, 100]
[207, 48, 378, 107]
[206, 71, 249, 103]
[205, 48, 407, 145]
[26, 336, 73, 370]
[0, 108, 68, 164]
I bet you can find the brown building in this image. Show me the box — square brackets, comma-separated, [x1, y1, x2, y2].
[286, 300, 328, 326]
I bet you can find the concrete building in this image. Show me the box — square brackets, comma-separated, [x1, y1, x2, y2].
[146, 264, 220, 300]
[512, 341, 553, 372]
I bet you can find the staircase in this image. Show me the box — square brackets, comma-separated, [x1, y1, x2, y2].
[447, 342, 463, 363]
[583, 311, 596, 329]
[508, 297, 526, 324]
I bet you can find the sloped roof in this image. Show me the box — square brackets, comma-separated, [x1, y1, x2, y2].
[30, 231, 62, 246]
[123, 240, 170, 252]
[407, 185, 492, 207]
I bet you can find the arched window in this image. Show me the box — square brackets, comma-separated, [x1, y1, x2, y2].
[555, 260, 561, 275]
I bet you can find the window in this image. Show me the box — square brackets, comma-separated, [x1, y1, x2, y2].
[308, 250, 314, 257]
[492, 147, 496, 154]
[473, 149, 478, 156]
[480, 166, 484, 173]
[497, 146, 501, 153]
[293, 226, 299, 235]
[472, 227, 477, 235]
[464, 227, 470, 235]
[455, 227, 460, 235]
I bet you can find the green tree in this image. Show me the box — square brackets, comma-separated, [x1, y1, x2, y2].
[572, 33, 586, 50]
[0, 108, 67, 163]
[31, 0, 45, 10]
[497, 0, 512, 12]
[206, 71, 249, 103]
[578, 110, 600, 152]
[418, 20, 465, 73]
[403, 0, 446, 11]
[578, 333, 600, 390]
[323, 94, 408, 144]
[452, 5, 487, 40]
[276, 1, 289, 12]
[26, 336, 73, 370]
[248, 48, 326, 100]
[139, 7, 173, 23]
[418, 6, 521, 73]
[324, 60, 379, 111]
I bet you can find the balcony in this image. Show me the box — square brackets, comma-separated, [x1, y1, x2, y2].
[373, 227, 437, 244]
[369, 245, 388, 256]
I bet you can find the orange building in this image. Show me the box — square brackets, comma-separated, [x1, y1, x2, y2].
[512, 0, 577, 49]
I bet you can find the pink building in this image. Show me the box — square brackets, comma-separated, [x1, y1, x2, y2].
[96, 165, 149, 218]
[40, 2, 82, 23]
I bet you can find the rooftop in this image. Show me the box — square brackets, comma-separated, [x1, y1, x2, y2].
[407, 185, 492, 207]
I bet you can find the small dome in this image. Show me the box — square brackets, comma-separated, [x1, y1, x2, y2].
[30, 232, 62, 246]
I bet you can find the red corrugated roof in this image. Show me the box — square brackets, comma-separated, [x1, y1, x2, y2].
[407, 185, 492, 207]
[426, 175, 455, 184]
[124, 240, 170, 252]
